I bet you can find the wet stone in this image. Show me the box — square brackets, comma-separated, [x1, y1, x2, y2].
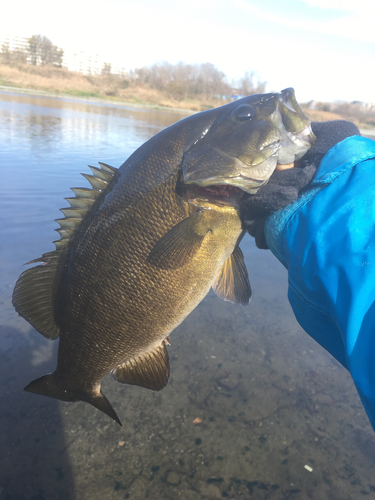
[199, 482, 222, 498]
[165, 470, 181, 485]
[127, 477, 148, 498]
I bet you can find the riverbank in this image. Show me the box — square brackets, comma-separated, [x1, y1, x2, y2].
[0, 63, 224, 112]
[0, 83, 196, 116]
[1, 62, 374, 134]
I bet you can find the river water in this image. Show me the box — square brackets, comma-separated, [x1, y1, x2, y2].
[0, 91, 374, 500]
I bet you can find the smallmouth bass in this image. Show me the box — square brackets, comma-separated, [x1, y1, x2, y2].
[13, 88, 315, 424]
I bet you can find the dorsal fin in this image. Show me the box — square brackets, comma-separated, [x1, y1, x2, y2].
[12, 162, 120, 340]
[55, 162, 119, 248]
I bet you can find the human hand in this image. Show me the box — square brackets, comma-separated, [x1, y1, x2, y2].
[241, 120, 360, 249]
[299, 120, 361, 169]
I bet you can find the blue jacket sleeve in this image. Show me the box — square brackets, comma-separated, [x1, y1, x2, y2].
[264, 136, 375, 430]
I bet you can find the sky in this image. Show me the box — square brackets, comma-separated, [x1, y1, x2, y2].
[1, 0, 374, 103]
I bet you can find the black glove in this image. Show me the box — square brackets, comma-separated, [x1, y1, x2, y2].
[240, 120, 361, 249]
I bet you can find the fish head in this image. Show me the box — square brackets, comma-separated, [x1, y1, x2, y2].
[182, 87, 316, 196]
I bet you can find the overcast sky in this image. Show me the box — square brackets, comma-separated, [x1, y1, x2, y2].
[1, 0, 374, 103]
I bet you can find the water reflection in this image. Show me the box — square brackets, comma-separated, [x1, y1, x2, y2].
[0, 92, 189, 162]
[1, 91, 374, 500]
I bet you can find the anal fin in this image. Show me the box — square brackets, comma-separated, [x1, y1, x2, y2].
[111, 341, 170, 391]
[212, 246, 252, 305]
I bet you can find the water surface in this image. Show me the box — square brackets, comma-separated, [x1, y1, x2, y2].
[1, 91, 374, 500]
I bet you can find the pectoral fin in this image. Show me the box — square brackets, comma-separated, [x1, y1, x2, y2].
[212, 246, 252, 305]
[147, 211, 209, 269]
[111, 341, 170, 391]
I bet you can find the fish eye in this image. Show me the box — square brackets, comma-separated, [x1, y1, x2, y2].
[233, 104, 257, 121]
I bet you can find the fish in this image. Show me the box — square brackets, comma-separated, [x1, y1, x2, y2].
[12, 88, 315, 425]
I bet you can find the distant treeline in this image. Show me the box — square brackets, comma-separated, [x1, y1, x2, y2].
[306, 100, 375, 128]
[0, 34, 266, 102]
[128, 61, 266, 100]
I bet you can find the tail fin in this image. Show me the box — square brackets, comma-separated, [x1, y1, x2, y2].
[24, 373, 122, 426]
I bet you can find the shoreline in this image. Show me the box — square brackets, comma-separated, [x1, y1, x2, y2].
[1, 84, 375, 137]
[0, 84, 196, 115]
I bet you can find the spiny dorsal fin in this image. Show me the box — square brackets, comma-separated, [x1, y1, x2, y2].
[55, 162, 119, 246]
[111, 340, 170, 391]
[212, 246, 252, 306]
[12, 162, 120, 340]
[47, 162, 120, 249]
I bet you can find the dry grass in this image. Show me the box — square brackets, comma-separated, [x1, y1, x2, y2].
[0, 63, 225, 111]
[115, 84, 224, 111]
[301, 108, 346, 122]
[0, 63, 97, 93]
[301, 107, 375, 134]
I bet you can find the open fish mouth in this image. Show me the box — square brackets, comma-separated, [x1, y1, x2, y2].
[185, 183, 246, 207]
[194, 184, 243, 198]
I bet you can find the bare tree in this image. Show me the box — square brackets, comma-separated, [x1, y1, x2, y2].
[135, 61, 231, 100]
[101, 63, 111, 76]
[238, 70, 267, 96]
[197, 62, 229, 98]
[28, 35, 64, 67]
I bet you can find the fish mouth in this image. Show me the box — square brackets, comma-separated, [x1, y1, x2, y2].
[183, 160, 273, 205]
[185, 183, 247, 208]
